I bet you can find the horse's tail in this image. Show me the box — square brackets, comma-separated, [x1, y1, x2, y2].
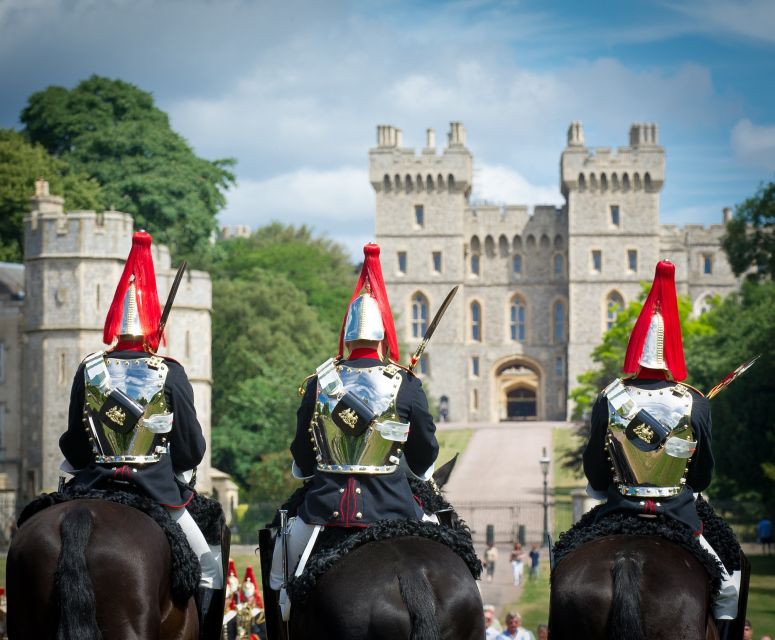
[608, 551, 644, 640]
[54, 506, 102, 640]
[398, 572, 441, 640]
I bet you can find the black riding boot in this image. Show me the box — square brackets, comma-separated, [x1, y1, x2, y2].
[196, 587, 225, 640]
[714, 619, 732, 640]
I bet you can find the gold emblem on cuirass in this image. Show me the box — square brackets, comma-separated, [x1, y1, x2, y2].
[633, 424, 654, 442]
[339, 408, 358, 429]
[106, 406, 127, 426]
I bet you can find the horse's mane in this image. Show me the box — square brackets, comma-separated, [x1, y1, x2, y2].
[552, 497, 731, 596]
[18, 486, 221, 606]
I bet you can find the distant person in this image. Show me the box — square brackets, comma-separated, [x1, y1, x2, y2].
[536, 623, 548, 640]
[484, 604, 501, 640]
[744, 620, 753, 640]
[757, 517, 772, 554]
[760, 635, 772, 640]
[484, 543, 498, 583]
[496, 611, 532, 640]
[509, 542, 525, 586]
[528, 544, 540, 579]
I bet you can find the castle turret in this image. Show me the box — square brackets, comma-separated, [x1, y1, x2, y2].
[21, 181, 213, 495]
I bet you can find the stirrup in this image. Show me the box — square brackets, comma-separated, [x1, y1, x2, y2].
[279, 587, 291, 622]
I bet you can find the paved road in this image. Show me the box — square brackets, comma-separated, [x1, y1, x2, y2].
[438, 421, 568, 614]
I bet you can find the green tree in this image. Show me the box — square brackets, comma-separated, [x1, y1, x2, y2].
[722, 181, 775, 280]
[0, 128, 102, 261]
[21, 76, 235, 261]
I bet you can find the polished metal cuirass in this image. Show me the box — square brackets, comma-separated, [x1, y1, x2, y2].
[312, 363, 407, 474]
[84, 355, 172, 464]
[605, 379, 696, 497]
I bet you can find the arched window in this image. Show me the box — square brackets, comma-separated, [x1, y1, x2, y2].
[611, 172, 619, 190]
[405, 174, 413, 194]
[498, 235, 509, 257]
[589, 173, 597, 190]
[426, 175, 434, 192]
[485, 235, 496, 257]
[578, 173, 586, 191]
[644, 172, 652, 191]
[411, 292, 429, 338]
[437, 174, 444, 190]
[471, 301, 482, 342]
[622, 173, 630, 191]
[540, 234, 550, 249]
[526, 234, 536, 249]
[416, 174, 424, 192]
[633, 172, 641, 190]
[509, 296, 526, 343]
[554, 234, 564, 250]
[394, 174, 401, 191]
[553, 301, 565, 342]
[471, 254, 480, 275]
[513, 234, 522, 251]
[447, 174, 455, 191]
[600, 173, 608, 191]
[606, 291, 625, 330]
[383, 174, 392, 192]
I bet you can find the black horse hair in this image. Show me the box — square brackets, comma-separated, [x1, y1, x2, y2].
[54, 507, 102, 640]
[398, 572, 441, 640]
[19, 486, 213, 606]
[608, 552, 644, 640]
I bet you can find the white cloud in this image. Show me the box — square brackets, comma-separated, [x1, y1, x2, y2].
[666, 0, 775, 45]
[730, 118, 775, 170]
[472, 163, 562, 207]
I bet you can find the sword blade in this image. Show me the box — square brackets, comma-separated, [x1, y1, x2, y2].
[156, 261, 187, 344]
[409, 286, 459, 371]
[706, 354, 760, 399]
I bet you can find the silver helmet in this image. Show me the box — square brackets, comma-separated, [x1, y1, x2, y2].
[343, 292, 385, 343]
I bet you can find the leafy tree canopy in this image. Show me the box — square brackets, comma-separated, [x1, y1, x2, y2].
[21, 75, 235, 261]
[0, 128, 102, 261]
[722, 181, 775, 280]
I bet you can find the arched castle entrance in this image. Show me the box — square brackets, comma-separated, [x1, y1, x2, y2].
[494, 359, 542, 421]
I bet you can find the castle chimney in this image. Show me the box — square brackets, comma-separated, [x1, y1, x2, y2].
[630, 122, 659, 147]
[395, 128, 403, 148]
[448, 122, 466, 147]
[35, 178, 50, 197]
[723, 207, 732, 224]
[567, 121, 585, 147]
[426, 128, 436, 150]
[30, 178, 64, 216]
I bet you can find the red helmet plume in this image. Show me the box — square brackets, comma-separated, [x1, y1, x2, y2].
[623, 260, 686, 381]
[103, 231, 162, 351]
[337, 243, 399, 361]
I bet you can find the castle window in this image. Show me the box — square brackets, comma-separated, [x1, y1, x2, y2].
[696, 294, 714, 315]
[592, 250, 602, 273]
[554, 301, 565, 342]
[405, 174, 414, 194]
[627, 249, 638, 272]
[472, 388, 479, 411]
[703, 254, 713, 275]
[513, 254, 522, 274]
[418, 354, 430, 376]
[58, 351, 67, 385]
[414, 205, 424, 227]
[447, 174, 455, 191]
[622, 173, 630, 191]
[432, 251, 442, 273]
[606, 291, 625, 330]
[383, 175, 392, 193]
[412, 293, 429, 338]
[578, 173, 586, 191]
[555, 356, 564, 377]
[398, 251, 407, 274]
[471, 301, 482, 342]
[554, 254, 564, 276]
[600, 173, 608, 191]
[394, 174, 401, 190]
[610, 205, 620, 227]
[644, 172, 652, 191]
[426, 175, 434, 192]
[471, 254, 480, 276]
[633, 173, 641, 190]
[509, 296, 526, 343]
[498, 235, 509, 257]
[485, 235, 496, 258]
[471, 356, 480, 378]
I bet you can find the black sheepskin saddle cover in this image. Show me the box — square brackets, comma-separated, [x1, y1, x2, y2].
[278, 478, 482, 604]
[552, 495, 740, 596]
[18, 486, 225, 606]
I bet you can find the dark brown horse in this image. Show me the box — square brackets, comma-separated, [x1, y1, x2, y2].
[7, 499, 197, 639]
[288, 536, 483, 640]
[549, 535, 717, 640]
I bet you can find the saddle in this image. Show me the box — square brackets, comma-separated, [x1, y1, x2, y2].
[18, 485, 226, 606]
[552, 494, 740, 596]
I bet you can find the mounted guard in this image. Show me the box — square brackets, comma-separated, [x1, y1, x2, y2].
[58, 230, 225, 638]
[267, 242, 440, 607]
[581, 260, 745, 638]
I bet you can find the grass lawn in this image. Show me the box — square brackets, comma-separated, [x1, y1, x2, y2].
[435, 428, 473, 472]
[747, 555, 775, 635]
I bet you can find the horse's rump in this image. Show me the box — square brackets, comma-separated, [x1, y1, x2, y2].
[291, 536, 484, 640]
[7, 499, 196, 639]
[549, 535, 713, 640]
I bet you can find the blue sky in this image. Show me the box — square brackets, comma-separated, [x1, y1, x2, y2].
[0, 0, 773, 256]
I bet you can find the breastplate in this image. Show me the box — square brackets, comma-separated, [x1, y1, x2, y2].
[312, 363, 407, 473]
[605, 379, 695, 497]
[84, 355, 172, 464]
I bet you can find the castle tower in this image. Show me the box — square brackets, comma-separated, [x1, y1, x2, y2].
[372, 123, 472, 416]
[563, 123, 665, 413]
[21, 181, 213, 496]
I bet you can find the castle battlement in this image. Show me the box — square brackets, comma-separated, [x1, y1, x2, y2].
[369, 122, 473, 195]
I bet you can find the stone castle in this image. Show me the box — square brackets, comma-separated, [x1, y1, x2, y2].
[0, 181, 237, 530]
[372, 122, 740, 422]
